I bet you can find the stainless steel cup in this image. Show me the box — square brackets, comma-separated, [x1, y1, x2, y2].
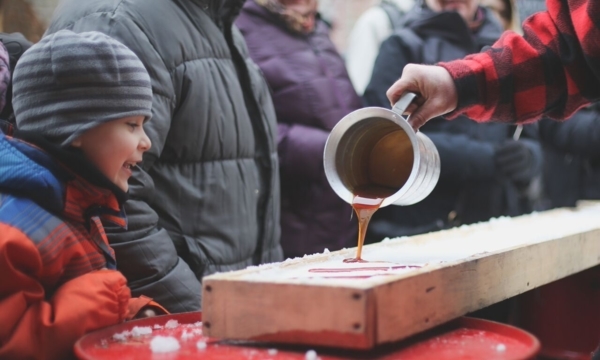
[323, 92, 440, 207]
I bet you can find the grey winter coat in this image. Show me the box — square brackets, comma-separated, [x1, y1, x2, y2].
[46, 0, 283, 312]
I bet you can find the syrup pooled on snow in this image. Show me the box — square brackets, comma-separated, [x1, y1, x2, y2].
[344, 185, 397, 263]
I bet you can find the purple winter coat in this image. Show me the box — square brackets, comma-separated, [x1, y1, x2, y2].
[236, 0, 362, 258]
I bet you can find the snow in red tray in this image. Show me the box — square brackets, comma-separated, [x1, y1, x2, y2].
[87, 319, 319, 360]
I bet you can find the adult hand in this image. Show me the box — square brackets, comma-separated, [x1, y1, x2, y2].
[386, 64, 458, 131]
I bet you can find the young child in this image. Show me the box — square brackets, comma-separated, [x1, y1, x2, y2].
[0, 30, 166, 359]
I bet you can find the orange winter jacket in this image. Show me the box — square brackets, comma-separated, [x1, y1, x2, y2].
[0, 134, 165, 359]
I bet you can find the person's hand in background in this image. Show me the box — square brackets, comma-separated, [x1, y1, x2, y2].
[494, 140, 537, 183]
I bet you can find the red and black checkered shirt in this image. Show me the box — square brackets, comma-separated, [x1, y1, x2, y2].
[440, 0, 600, 124]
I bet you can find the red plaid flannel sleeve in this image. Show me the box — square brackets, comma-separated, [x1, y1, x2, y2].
[439, 0, 600, 124]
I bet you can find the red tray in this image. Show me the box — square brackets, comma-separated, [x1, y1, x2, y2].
[75, 312, 539, 360]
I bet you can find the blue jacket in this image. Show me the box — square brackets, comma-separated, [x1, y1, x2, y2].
[0, 132, 132, 359]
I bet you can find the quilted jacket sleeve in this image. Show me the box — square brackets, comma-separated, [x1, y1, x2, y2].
[0, 224, 130, 360]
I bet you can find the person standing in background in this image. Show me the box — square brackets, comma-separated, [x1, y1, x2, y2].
[46, 0, 284, 312]
[345, 0, 415, 95]
[477, 0, 600, 212]
[0, 0, 45, 43]
[363, 0, 542, 243]
[236, 0, 362, 258]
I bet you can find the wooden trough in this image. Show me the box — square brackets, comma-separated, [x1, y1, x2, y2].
[202, 203, 600, 349]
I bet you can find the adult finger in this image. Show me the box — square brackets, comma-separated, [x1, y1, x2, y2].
[387, 64, 458, 130]
[386, 77, 419, 107]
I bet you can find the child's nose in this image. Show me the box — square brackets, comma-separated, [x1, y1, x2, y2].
[139, 129, 152, 151]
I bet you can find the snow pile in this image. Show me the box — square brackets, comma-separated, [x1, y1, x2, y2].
[113, 326, 153, 341]
[181, 330, 195, 341]
[305, 349, 318, 360]
[165, 319, 179, 329]
[112, 331, 130, 341]
[131, 326, 152, 337]
[150, 336, 181, 353]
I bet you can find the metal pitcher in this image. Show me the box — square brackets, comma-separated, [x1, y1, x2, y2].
[323, 92, 440, 207]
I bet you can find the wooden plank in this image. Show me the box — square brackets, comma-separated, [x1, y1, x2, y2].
[202, 204, 600, 349]
[202, 281, 377, 348]
[374, 229, 600, 343]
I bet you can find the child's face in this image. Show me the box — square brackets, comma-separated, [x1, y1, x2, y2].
[71, 116, 151, 192]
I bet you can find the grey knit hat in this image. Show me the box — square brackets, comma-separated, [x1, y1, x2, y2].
[12, 30, 152, 146]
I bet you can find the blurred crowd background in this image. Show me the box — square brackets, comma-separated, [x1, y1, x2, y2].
[5, 0, 545, 50]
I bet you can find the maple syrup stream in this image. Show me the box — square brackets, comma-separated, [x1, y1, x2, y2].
[343, 185, 397, 263]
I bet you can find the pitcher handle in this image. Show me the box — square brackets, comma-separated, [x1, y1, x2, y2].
[391, 92, 417, 120]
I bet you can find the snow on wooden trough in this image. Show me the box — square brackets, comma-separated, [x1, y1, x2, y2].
[201, 203, 600, 349]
